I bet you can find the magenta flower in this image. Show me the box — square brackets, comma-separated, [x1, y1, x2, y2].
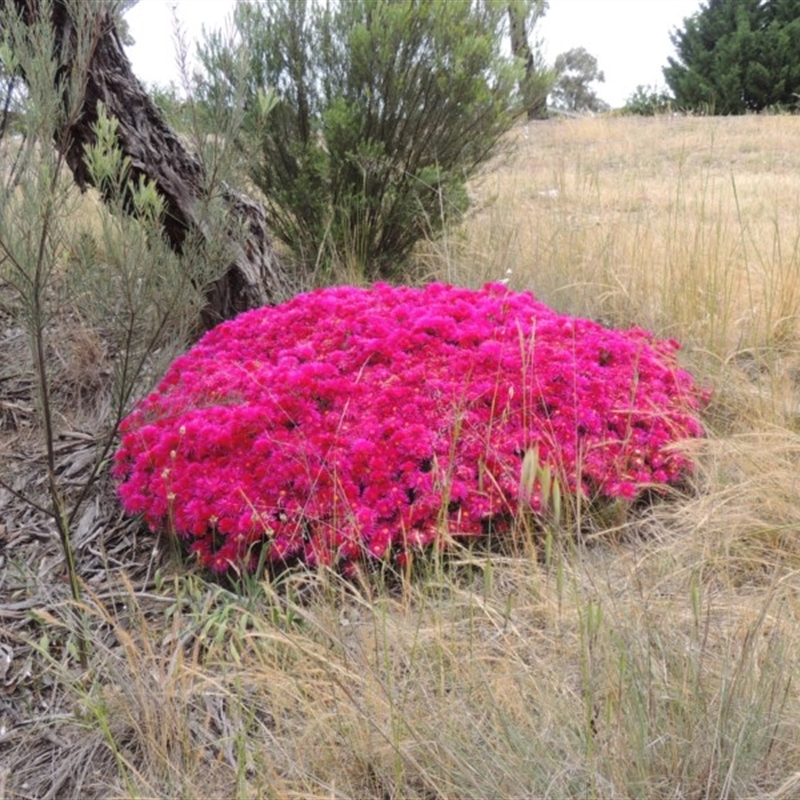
[114, 283, 707, 574]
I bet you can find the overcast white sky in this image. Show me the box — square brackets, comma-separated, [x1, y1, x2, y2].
[125, 0, 704, 109]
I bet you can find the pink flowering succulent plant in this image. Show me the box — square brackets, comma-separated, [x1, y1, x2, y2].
[114, 282, 707, 574]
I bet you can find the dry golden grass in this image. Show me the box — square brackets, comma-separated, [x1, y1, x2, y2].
[435, 116, 800, 370]
[5, 115, 800, 799]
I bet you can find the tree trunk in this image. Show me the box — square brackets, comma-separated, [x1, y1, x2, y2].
[508, 5, 533, 76]
[507, 1, 548, 121]
[5, 0, 294, 329]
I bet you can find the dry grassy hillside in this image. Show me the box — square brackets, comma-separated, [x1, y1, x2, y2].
[3, 115, 800, 799]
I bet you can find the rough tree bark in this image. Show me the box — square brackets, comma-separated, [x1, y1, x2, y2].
[4, 0, 294, 329]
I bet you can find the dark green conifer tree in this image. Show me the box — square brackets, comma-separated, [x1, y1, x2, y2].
[665, 0, 800, 114]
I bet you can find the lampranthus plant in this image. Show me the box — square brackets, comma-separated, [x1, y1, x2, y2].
[114, 283, 707, 574]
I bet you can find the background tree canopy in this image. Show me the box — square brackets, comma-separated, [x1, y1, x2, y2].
[551, 46, 608, 114]
[664, 0, 800, 114]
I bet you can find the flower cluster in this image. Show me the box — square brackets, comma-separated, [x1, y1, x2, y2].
[114, 283, 707, 573]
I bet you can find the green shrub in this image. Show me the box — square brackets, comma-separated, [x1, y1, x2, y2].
[622, 84, 674, 116]
[198, 0, 520, 279]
